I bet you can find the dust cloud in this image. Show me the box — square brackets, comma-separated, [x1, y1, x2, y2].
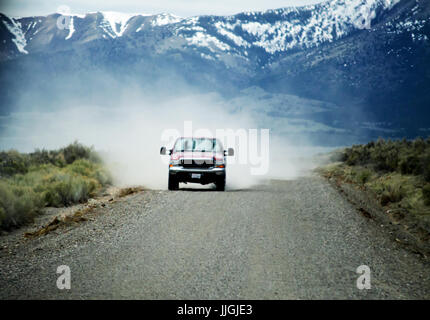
[0, 83, 329, 190]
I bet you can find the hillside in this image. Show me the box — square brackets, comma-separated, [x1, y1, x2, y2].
[0, 0, 429, 146]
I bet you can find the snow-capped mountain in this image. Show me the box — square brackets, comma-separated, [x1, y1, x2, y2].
[0, 0, 429, 143]
[1, 0, 423, 62]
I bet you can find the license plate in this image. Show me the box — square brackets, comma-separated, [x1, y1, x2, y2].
[191, 173, 201, 179]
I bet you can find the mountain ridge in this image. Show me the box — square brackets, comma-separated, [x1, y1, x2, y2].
[0, 0, 429, 145]
[0, 0, 408, 63]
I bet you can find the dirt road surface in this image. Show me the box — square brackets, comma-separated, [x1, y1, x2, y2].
[1, 176, 429, 299]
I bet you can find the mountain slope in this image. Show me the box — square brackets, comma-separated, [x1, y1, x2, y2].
[0, 0, 411, 64]
[0, 0, 429, 145]
[258, 0, 430, 134]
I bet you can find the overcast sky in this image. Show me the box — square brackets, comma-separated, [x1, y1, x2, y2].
[1, 0, 324, 18]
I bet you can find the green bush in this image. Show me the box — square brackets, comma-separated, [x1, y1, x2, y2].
[0, 141, 101, 178]
[66, 159, 112, 186]
[357, 169, 372, 184]
[421, 152, 430, 182]
[380, 182, 405, 206]
[423, 184, 430, 206]
[0, 143, 111, 230]
[0, 181, 43, 229]
[31, 149, 67, 167]
[399, 154, 420, 175]
[341, 137, 430, 177]
[370, 140, 399, 171]
[62, 141, 98, 164]
[322, 138, 430, 220]
[43, 172, 99, 207]
[0, 150, 29, 176]
[0, 207, 5, 227]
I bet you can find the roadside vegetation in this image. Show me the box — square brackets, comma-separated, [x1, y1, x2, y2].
[320, 137, 430, 218]
[0, 142, 112, 230]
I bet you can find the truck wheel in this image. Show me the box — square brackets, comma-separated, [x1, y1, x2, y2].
[168, 175, 179, 190]
[215, 176, 226, 191]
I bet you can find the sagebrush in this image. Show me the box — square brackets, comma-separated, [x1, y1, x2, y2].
[0, 142, 111, 230]
[322, 137, 430, 217]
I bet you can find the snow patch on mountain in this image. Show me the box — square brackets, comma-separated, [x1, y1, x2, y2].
[235, 0, 403, 53]
[187, 32, 231, 52]
[177, 25, 205, 33]
[98, 12, 183, 36]
[100, 11, 135, 37]
[151, 13, 183, 26]
[3, 18, 28, 54]
[170, 0, 404, 55]
[215, 22, 250, 47]
[241, 22, 272, 37]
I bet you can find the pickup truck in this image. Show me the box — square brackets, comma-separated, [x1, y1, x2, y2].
[160, 137, 234, 191]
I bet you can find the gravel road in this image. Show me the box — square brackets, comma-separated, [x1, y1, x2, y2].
[1, 176, 429, 299]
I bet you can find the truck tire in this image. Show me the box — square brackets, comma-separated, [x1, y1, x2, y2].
[215, 176, 226, 191]
[168, 175, 179, 190]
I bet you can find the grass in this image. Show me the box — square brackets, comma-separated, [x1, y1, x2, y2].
[0, 142, 112, 231]
[320, 137, 430, 218]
